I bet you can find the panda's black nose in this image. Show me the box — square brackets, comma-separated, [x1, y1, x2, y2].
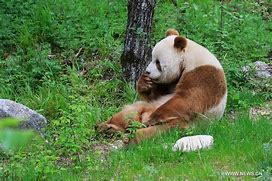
[145, 71, 150, 75]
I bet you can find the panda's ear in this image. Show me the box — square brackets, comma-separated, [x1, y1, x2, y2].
[165, 29, 179, 37]
[174, 36, 187, 50]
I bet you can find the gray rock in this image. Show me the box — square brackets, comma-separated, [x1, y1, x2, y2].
[254, 61, 271, 78]
[242, 61, 271, 78]
[0, 99, 47, 134]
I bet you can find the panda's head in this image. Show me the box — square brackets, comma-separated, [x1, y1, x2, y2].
[145, 29, 187, 84]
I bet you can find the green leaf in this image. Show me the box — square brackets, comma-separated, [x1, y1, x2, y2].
[0, 118, 20, 129]
[0, 129, 35, 152]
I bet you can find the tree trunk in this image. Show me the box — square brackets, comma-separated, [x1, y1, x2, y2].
[121, 0, 156, 85]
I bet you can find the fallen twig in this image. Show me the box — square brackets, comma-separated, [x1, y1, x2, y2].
[75, 47, 84, 58]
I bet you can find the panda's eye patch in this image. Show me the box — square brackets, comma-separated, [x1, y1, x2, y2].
[155, 59, 162, 72]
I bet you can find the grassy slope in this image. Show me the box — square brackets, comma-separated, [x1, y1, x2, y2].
[0, 0, 271, 180]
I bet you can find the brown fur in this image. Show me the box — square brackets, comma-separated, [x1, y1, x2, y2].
[174, 36, 187, 50]
[165, 29, 179, 36]
[131, 119, 189, 143]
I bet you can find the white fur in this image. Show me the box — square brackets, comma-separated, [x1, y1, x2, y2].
[206, 92, 227, 120]
[182, 39, 223, 73]
[172, 135, 214, 152]
[146, 36, 184, 83]
[146, 35, 223, 84]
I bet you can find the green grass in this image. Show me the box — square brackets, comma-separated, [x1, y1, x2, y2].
[0, 0, 271, 180]
[92, 116, 271, 180]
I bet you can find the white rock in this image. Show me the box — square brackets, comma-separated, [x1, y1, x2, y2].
[172, 135, 214, 152]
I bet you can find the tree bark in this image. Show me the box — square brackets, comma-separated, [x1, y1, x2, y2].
[121, 0, 156, 85]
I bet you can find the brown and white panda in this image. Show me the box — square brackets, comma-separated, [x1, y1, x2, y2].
[97, 29, 227, 144]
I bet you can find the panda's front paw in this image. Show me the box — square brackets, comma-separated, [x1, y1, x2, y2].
[137, 74, 154, 93]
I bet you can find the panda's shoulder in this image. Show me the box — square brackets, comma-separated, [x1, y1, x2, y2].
[184, 39, 223, 71]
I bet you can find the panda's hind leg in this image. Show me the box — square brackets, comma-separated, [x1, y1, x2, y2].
[96, 101, 155, 135]
[130, 119, 188, 143]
